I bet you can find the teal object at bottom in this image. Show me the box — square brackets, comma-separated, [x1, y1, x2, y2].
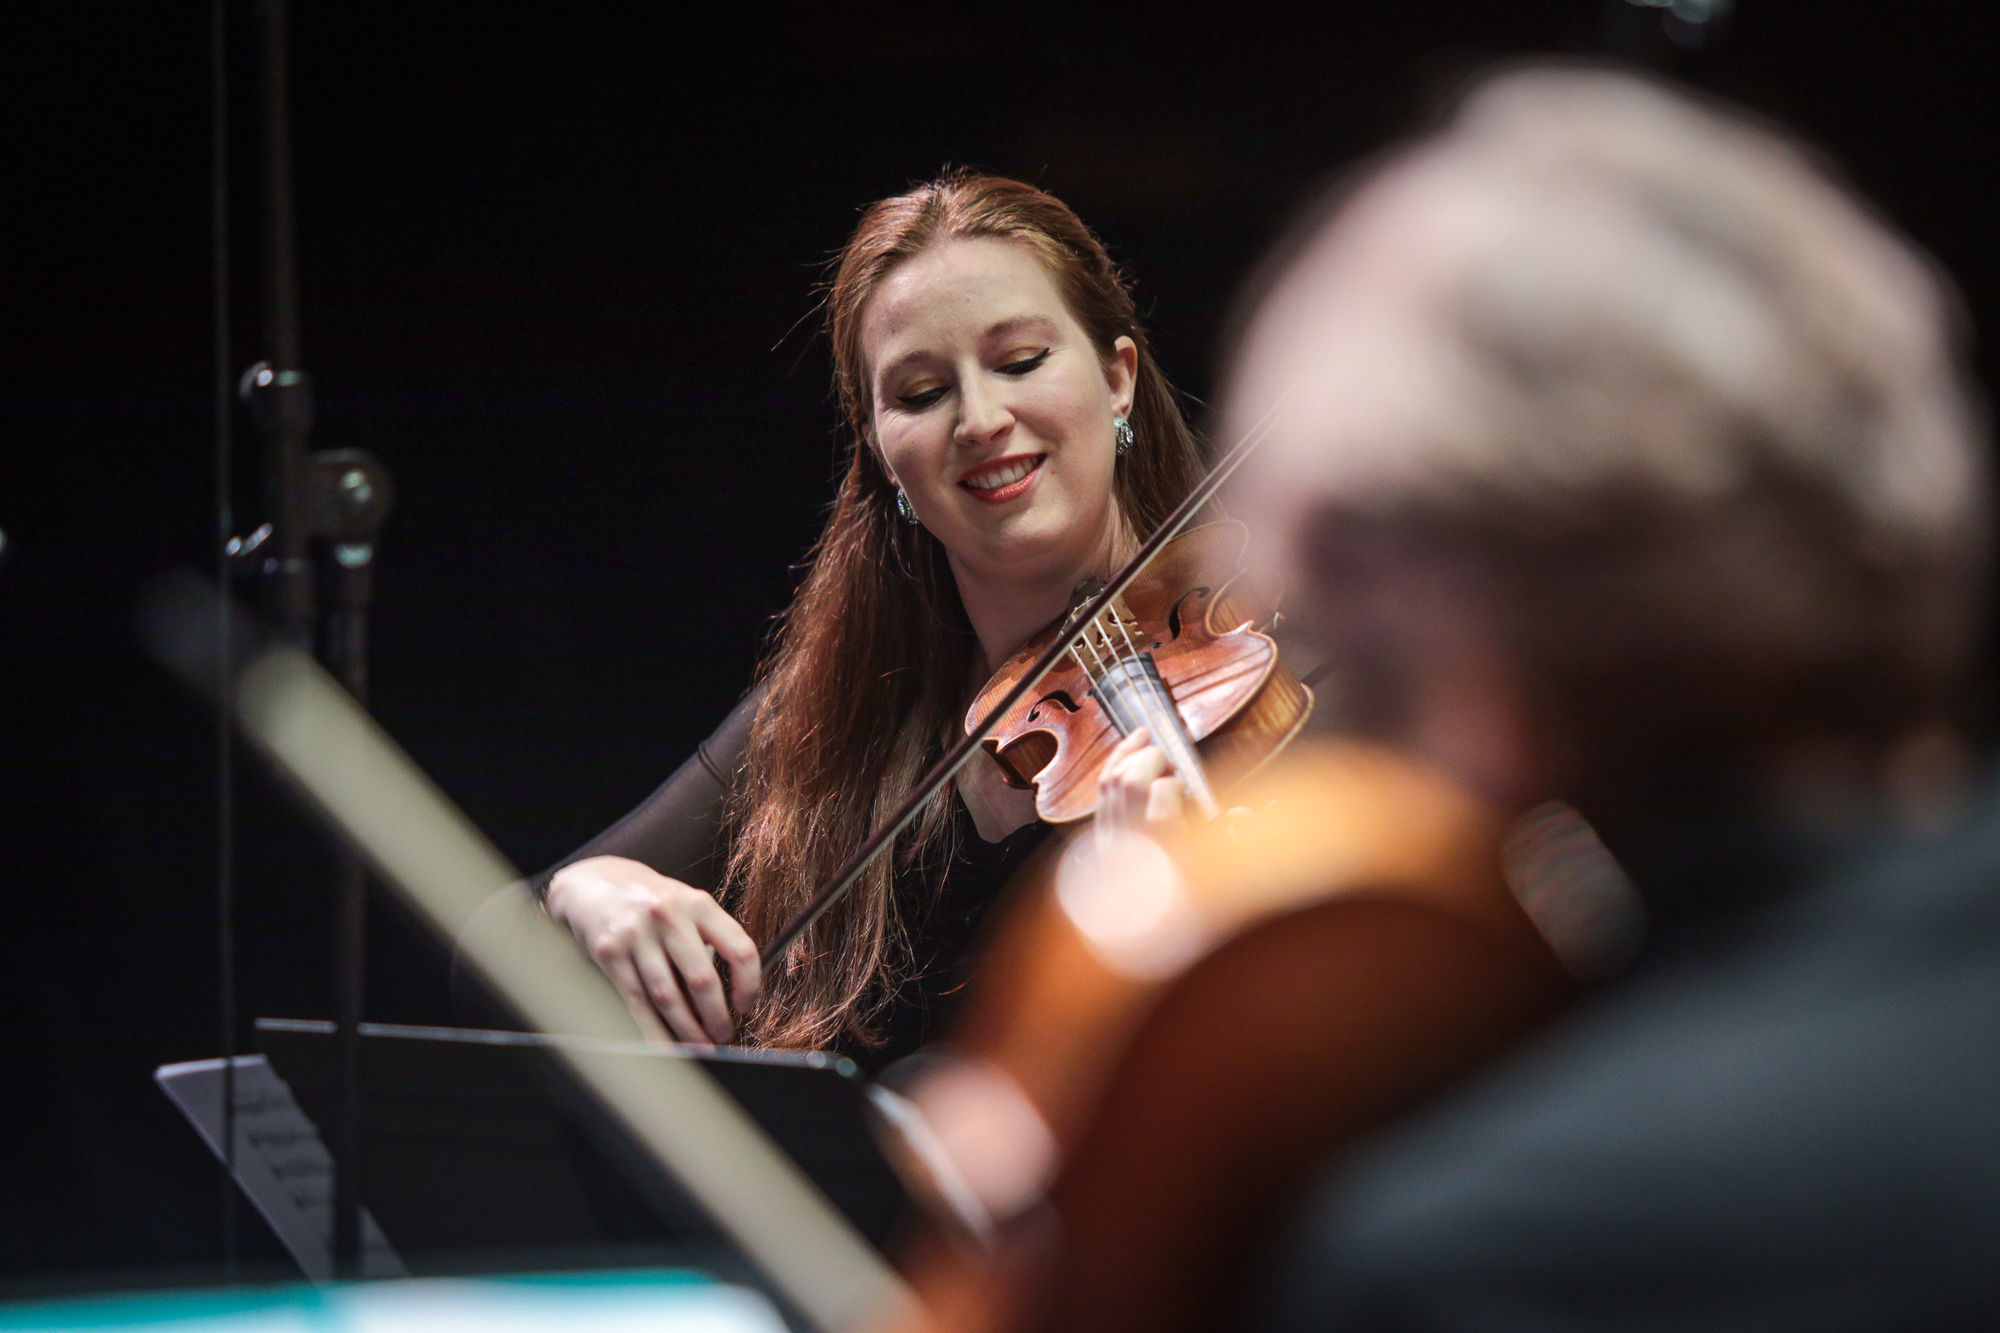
[0, 1269, 784, 1332]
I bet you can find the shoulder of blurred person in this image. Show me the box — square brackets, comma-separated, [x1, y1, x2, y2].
[1252, 771, 2000, 1330]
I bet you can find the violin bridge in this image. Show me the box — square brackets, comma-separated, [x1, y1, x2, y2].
[1081, 597, 1136, 652]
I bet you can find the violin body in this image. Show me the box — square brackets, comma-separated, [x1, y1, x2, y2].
[882, 741, 1576, 1333]
[967, 521, 1314, 823]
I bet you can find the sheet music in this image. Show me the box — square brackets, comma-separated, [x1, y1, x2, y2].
[155, 1055, 406, 1280]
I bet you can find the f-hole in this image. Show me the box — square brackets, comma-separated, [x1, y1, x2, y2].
[1028, 689, 1085, 723]
[1165, 585, 1212, 641]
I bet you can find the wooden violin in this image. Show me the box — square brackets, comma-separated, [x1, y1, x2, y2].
[970, 520, 1312, 825]
[758, 398, 1298, 975]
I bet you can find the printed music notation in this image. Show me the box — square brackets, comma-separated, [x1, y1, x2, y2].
[155, 1054, 405, 1279]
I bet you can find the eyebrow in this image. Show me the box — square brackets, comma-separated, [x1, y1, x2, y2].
[876, 314, 1063, 385]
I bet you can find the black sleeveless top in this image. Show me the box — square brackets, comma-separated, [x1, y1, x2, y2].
[461, 686, 1051, 1070]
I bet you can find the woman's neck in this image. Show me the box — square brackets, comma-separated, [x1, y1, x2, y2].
[952, 511, 1139, 677]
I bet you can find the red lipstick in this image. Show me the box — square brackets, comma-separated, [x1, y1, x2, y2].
[959, 454, 1045, 504]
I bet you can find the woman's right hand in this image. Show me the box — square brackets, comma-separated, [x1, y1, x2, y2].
[544, 855, 762, 1045]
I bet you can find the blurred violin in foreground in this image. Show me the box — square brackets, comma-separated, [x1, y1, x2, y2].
[877, 740, 1577, 1333]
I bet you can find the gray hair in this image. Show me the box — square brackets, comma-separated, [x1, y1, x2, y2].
[1229, 66, 1989, 765]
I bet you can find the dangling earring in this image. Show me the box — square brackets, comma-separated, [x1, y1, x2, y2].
[1113, 415, 1136, 456]
[895, 486, 921, 525]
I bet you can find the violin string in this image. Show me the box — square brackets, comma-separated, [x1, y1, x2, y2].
[1072, 607, 1107, 683]
[1082, 610, 1157, 742]
[1108, 602, 1182, 753]
[1075, 620, 1100, 675]
[1067, 641, 1100, 689]
[1080, 616, 1115, 680]
[1109, 606, 1146, 663]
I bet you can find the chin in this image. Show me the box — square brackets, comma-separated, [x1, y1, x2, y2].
[979, 511, 1101, 577]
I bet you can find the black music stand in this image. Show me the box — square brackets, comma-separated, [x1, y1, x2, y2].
[239, 1019, 909, 1277]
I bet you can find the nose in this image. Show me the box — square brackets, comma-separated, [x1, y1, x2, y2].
[953, 373, 1015, 449]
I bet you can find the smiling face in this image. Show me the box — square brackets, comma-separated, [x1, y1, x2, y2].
[861, 236, 1138, 605]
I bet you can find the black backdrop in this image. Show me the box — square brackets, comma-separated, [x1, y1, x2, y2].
[3, 2, 1995, 1286]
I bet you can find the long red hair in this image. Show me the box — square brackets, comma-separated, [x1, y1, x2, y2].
[724, 171, 1206, 1052]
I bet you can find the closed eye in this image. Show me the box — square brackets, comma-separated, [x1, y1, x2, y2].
[892, 348, 1048, 409]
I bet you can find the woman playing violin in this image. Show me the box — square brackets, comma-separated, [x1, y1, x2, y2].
[536, 171, 1208, 1061]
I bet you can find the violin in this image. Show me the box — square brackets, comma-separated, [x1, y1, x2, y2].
[879, 742, 1577, 1333]
[971, 520, 1313, 824]
[758, 399, 1298, 975]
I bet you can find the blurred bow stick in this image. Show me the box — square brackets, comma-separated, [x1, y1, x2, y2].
[145, 573, 913, 1333]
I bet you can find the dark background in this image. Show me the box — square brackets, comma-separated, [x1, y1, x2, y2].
[2, 1, 1994, 1288]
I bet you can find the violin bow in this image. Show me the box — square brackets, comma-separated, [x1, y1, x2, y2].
[759, 389, 1293, 974]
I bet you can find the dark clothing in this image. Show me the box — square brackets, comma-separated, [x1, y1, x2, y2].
[878, 810, 1051, 1066]
[1253, 790, 2000, 1331]
[454, 686, 1050, 1071]
[520, 687, 767, 903]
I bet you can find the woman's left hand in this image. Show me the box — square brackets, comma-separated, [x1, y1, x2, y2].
[1095, 727, 1187, 836]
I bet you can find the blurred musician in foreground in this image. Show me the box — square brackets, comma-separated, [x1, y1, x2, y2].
[1221, 64, 2000, 1328]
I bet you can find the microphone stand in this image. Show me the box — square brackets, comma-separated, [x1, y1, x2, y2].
[227, 0, 393, 1278]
